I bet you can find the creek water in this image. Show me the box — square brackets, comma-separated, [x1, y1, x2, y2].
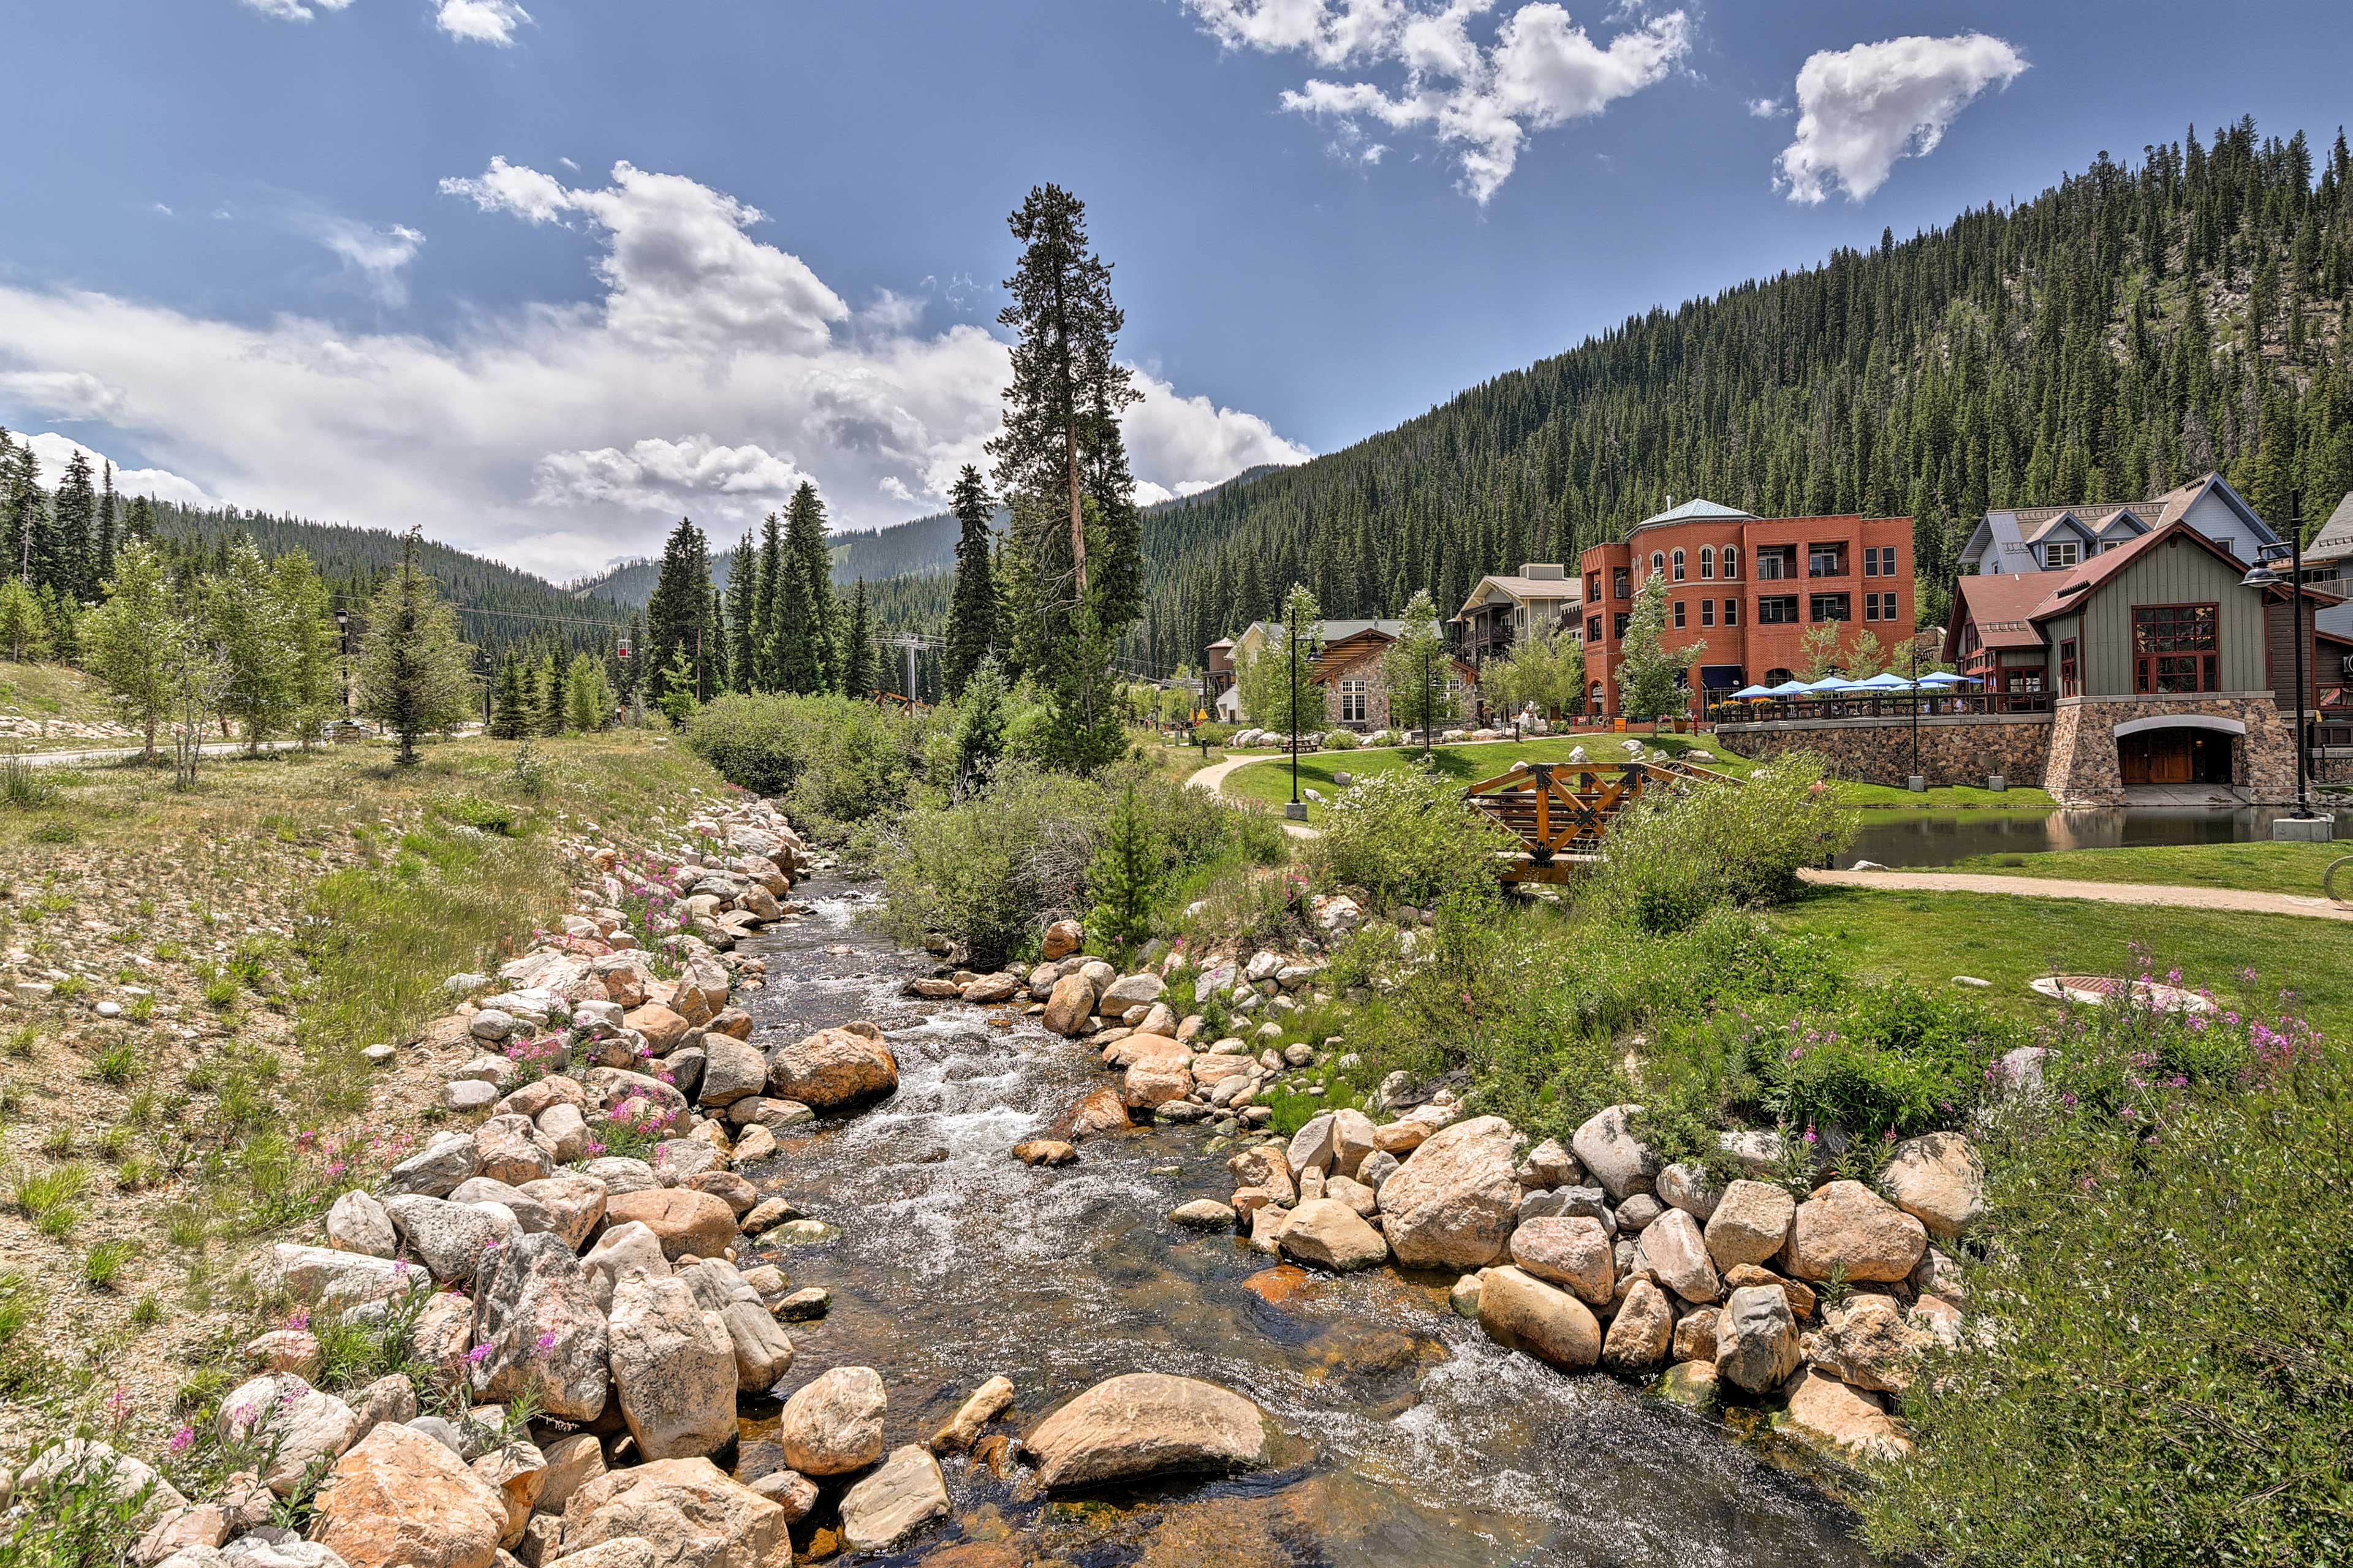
[733, 881, 1884, 1567]
[1838, 805, 2349, 868]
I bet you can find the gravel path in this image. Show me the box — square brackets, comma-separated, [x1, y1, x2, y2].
[1799, 868, 2353, 922]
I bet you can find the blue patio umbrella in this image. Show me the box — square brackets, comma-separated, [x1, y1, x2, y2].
[1848, 672, 1918, 690]
[1799, 676, 1854, 692]
[1915, 671, 1977, 686]
[1726, 683, 1776, 700]
[1765, 679, 1814, 697]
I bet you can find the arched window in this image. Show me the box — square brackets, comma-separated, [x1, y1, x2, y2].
[1651, 551, 1665, 577]
[1672, 548, 1687, 581]
[1699, 546, 1715, 579]
[1722, 546, 1740, 580]
[1764, 667, 1794, 686]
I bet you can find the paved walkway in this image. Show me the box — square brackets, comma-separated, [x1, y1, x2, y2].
[1186, 753, 1322, 838]
[1800, 867, 2353, 922]
[19, 738, 302, 768]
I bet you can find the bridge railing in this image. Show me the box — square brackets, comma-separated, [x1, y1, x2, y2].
[1463, 757, 1740, 882]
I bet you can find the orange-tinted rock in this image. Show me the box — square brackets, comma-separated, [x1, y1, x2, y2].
[604, 1187, 738, 1260]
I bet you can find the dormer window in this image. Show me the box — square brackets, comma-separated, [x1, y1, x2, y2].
[2045, 541, 2080, 569]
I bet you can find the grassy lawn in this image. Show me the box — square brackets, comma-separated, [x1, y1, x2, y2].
[1221, 731, 2055, 822]
[0, 659, 136, 747]
[1770, 884, 2352, 1036]
[1939, 839, 2351, 898]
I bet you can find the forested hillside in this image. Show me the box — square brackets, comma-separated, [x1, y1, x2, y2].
[149, 499, 625, 654]
[1131, 118, 2353, 670]
[575, 506, 964, 609]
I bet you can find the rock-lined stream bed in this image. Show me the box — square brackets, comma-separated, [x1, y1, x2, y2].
[733, 881, 1884, 1566]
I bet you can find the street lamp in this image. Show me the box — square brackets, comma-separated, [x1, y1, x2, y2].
[1286, 623, 1304, 818]
[2241, 529, 2315, 822]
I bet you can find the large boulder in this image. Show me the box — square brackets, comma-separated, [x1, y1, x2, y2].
[384, 1134, 480, 1199]
[763, 1025, 898, 1110]
[20, 1441, 186, 1523]
[1099, 972, 1165, 1013]
[468, 1232, 608, 1421]
[1877, 1132, 1985, 1241]
[327, 1191, 398, 1258]
[519, 1173, 608, 1251]
[582, 1221, 670, 1313]
[1507, 1216, 1614, 1307]
[474, 1114, 558, 1187]
[263, 1245, 423, 1314]
[678, 1259, 795, 1394]
[1277, 1199, 1387, 1271]
[1569, 1104, 1658, 1200]
[1715, 1283, 1802, 1394]
[1701, 1179, 1797, 1270]
[1784, 1181, 1928, 1284]
[1803, 1293, 1931, 1394]
[312, 1421, 509, 1568]
[695, 1037, 768, 1109]
[779, 1366, 888, 1477]
[1476, 1265, 1601, 1371]
[1376, 1115, 1522, 1269]
[1023, 1374, 1268, 1492]
[217, 1376, 361, 1494]
[1631, 1208, 1722, 1304]
[607, 1271, 738, 1461]
[1776, 1366, 1912, 1463]
[837, 1445, 950, 1553]
[1601, 1279, 1673, 1370]
[1327, 1108, 1378, 1180]
[1122, 1059, 1193, 1113]
[1224, 1145, 1295, 1205]
[384, 1194, 511, 1284]
[604, 1188, 737, 1262]
[558, 1458, 789, 1568]
[1041, 974, 1096, 1036]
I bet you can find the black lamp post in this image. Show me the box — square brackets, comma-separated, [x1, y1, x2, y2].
[2243, 530, 2314, 819]
[1909, 637, 1922, 786]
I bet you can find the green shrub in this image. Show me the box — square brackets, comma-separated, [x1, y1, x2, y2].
[1085, 784, 1161, 955]
[878, 762, 1105, 969]
[0, 754, 56, 811]
[1312, 768, 1517, 909]
[683, 693, 926, 839]
[1585, 754, 1855, 933]
[29, 818, 77, 844]
[1324, 729, 1360, 750]
[436, 793, 518, 834]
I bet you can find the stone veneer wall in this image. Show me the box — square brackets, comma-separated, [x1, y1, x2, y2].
[2043, 693, 2298, 805]
[1715, 714, 2052, 789]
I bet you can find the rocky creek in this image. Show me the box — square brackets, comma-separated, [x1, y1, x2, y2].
[734, 879, 1885, 1567]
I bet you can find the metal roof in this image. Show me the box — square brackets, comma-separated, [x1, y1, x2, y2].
[2310, 491, 2353, 564]
[1636, 497, 1757, 528]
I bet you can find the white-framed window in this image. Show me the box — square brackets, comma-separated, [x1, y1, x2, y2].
[1700, 546, 1715, 579]
[2045, 540, 2080, 569]
[1651, 550, 1665, 577]
[1722, 546, 1739, 579]
[1339, 678, 1368, 724]
[1672, 548, 1687, 581]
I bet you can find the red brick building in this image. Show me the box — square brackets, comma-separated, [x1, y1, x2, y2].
[1578, 499, 1915, 718]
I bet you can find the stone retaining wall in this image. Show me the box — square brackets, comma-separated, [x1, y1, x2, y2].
[2044, 693, 2297, 805]
[1715, 714, 2052, 790]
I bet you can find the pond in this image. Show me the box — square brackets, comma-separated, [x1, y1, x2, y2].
[1840, 805, 2350, 868]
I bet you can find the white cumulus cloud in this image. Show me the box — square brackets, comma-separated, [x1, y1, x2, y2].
[0, 158, 1309, 578]
[240, 0, 355, 20]
[434, 0, 531, 47]
[1773, 33, 2027, 205]
[1186, 0, 1688, 201]
[12, 431, 217, 510]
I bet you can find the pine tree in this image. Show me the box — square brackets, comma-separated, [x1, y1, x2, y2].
[357, 529, 476, 766]
[988, 185, 1143, 768]
[839, 578, 876, 698]
[96, 461, 117, 588]
[656, 643, 699, 723]
[942, 464, 999, 699]
[542, 648, 570, 735]
[1382, 589, 1455, 749]
[4, 437, 40, 585]
[726, 531, 760, 692]
[644, 518, 712, 708]
[773, 483, 834, 694]
[752, 510, 784, 690]
[1086, 782, 1162, 955]
[704, 585, 730, 696]
[121, 494, 156, 546]
[1239, 583, 1330, 756]
[951, 656, 1008, 796]
[85, 539, 179, 763]
[489, 650, 532, 738]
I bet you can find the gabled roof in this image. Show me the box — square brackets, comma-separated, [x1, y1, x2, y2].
[1250, 618, 1406, 646]
[2022, 520, 2251, 621]
[1949, 574, 2054, 653]
[2309, 491, 2353, 565]
[1965, 473, 2281, 572]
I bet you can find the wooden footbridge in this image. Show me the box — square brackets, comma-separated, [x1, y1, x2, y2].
[1464, 756, 1740, 884]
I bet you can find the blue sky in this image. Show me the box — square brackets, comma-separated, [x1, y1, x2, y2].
[2, 1, 2347, 577]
